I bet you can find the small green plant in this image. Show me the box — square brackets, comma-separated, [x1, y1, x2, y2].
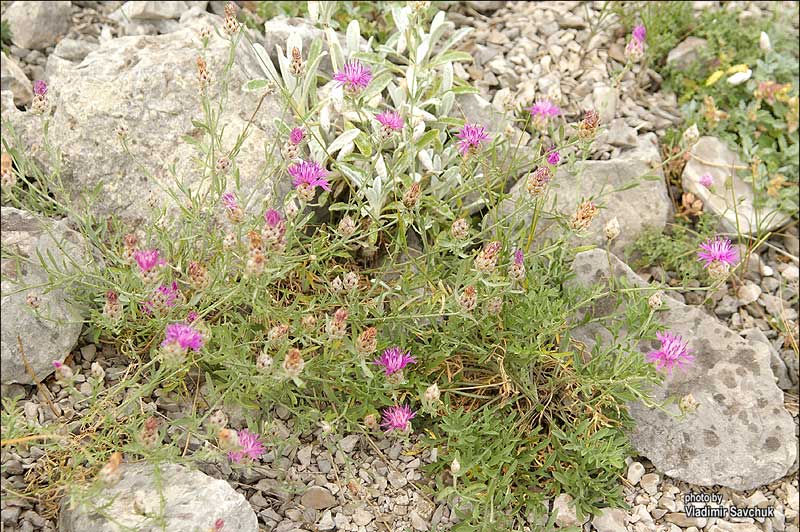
[611, 0, 693, 65]
[1, 19, 12, 53]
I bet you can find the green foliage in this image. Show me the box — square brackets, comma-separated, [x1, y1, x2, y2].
[628, 215, 718, 284]
[611, 1, 693, 65]
[0, 19, 11, 53]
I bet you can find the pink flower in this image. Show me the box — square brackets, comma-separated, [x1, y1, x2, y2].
[526, 100, 561, 119]
[699, 173, 714, 188]
[134, 249, 166, 272]
[228, 429, 265, 463]
[142, 281, 180, 314]
[289, 127, 305, 145]
[288, 161, 331, 191]
[221, 192, 238, 210]
[546, 148, 561, 165]
[33, 80, 47, 96]
[187, 310, 199, 323]
[162, 322, 204, 351]
[513, 248, 524, 266]
[373, 346, 417, 376]
[646, 331, 693, 373]
[697, 236, 739, 268]
[264, 208, 283, 227]
[632, 24, 646, 43]
[380, 404, 416, 433]
[376, 111, 404, 131]
[625, 38, 645, 62]
[456, 123, 489, 156]
[333, 60, 372, 93]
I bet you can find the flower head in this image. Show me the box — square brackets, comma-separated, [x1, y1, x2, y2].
[646, 331, 694, 373]
[134, 249, 166, 272]
[456, 123, 489, 156]
[289, 127, 305, 145]
[526, 100, 561, 120]
[697, 236, 739, 268]
[228, 428, 265, 463]
[513, 248, 524, 266]
[162, 322, 204, 351]
[288, 160, 331, 191]
[380, 404, 416, 433]
[142, 281, 181, 314]
[333, 60, 372, 93]
[632, 24, 646, 43]
[221, 192, 238, 211]
[264, 208, 283, 227]
[625, 37, 645, 62]
[699, 173, 714, 188]
[374, 346, 417, 376]
[546, 148, 561, 166]
[376, 111, 404, 131]
[33, 80, 48, 96]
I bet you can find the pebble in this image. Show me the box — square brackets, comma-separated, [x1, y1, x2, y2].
[388, 470, 408, 489]
[628, 462, 646, 485]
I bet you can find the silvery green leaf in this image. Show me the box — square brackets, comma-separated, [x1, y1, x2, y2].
[307, 1, 319, 22]
[325, 27, 344, 72]
[391, 5, 409, 33]
[436, 27, 473, 57]
[418, 149, 434, 171]
[361, 72, 392, 102]
[308, 126, 326, 162]
[441, 61, 453, 92]
[251, 43, 280, 83]
[242, 79, 271, 92]
[338, 162, 368, 189]
[276, 44, 297, 93]
[406, 65, 417, 97]
[300, 43, 326, 114]
[327, 129, 361, 156]
[375, 154, 387, 180]
[396, 32, 407, 55]
[320, 103, 331, 134]
[410, 106, 436, 122]
[441, 91, 454, 115]
[412, 120, 427, 142]
[416, 38, 430, 64]
[287, 31, 303, 55]
[428, 11, 448, 48]
[346, 20, 360, 56]
[388, 82, 405, 107]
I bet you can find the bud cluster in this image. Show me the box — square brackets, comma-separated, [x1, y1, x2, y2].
[326, 308, 349, 339]
[569, 200, 599, 232]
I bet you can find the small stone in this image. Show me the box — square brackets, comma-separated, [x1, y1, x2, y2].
[318, 510, 335, 531]
[627, 462, 645, 485]
[352, 509, 372, 526]
[737, 283, 762, 305]
[593, 507, 627, 532]
[552, 493, 587, 527]
[0, 51, 32, 107]
[640, 473, 659, 495]
[388, 470, 408, 489]
[666, 512, 707, 528]
[297, 445, 313, 468]
[340, 434, 359, 453]
[301, 486, 336, 510]
[410, 510, 429, 531]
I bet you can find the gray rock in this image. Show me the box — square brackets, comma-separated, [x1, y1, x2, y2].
[571, 250, 797, 490]
[552, 493, 587, 528]
[683, 136, 791, 234]
[737, 282, 761, 305]
[317, 510, 335, 531]
[593, 507, 627, 532]
[388, 470, 408, 488]
[715, 295, 739, 317]
[4, 1, 72, 50]
[339, 434, 359, 453]
[0, 51, 32, 107]
[2, 13, 289, 223]
[493, 133, 670, 255]
[1, 208, 88, 385]
[301, 486, 336, 510]
[598, 118, 638, 148]
[111, 1, 204, 21]
[640, 473, 660, 495]
[52, 39, 99, 62]
[627, 461, 645, 485]
[666, 37, 708, 70]
[464, 1, 505, 12]
[741, 328, 794, 390]
[593, 85, 617, 123]
[58, 463, 257, 532]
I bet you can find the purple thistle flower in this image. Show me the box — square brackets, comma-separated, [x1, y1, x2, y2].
[228, 429, 265, 463]
[33, 80, 47, 96]
[373, 346, 417, 376]
[264, 208, 283, 227]
[697, 236, 739, 268]
[289, 127, 305, 145]
[380, 404, 416, 433]
[699, 173, 714, 188]
[187, 310, 199, 323]
[456, 123, 489, 156]
[632, 24, 646, 43]
[221, 192, 238, 210]
[333, 60, 373, 93]
[546, 148, 561, 166]
[142, 281, 180, 314]
[162, 322, 204, 351]
[526, 100, 561, 119]
[646, 331, 694, 373]
[375, 111, 404, 131]
[288, 161, 331, 191]
[513, 248, 524, 266]
[134, 249, 166, 272]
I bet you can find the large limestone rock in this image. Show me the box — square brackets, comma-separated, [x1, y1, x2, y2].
[1, 12, 288, 223]
[1, 208, 87, 384]
[59, 463, 258, 532]
[492, 133, 671, 255]
[570, 249, 797, 490]
[666, 36, 708, 70]
[4, 1, 73, 50]
[0, 51, 33, 107]
[683, 136, 791, 234]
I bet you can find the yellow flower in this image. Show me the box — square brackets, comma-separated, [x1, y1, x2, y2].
[726, 63, 750, 75]
[705, 70, 725, 86]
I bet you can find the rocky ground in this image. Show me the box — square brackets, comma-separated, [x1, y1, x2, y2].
[1, 1, 798, 531]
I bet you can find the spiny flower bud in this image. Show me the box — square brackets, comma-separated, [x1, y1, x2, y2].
[459, 286, 477, 312]
[0, 151, 15, 190]
[290, 47, 304, 76]
[508, 248, 525, 282]
[569, 201, 599, 233]
[326, 308, 349, 339]
[26, 293, 40, 309]
[526, 166, 552, 197]
[122, 233, 138, 264]
[223, 3, 240, 35]
[474, 241, 502, 273]
[196, 56, 212, 92]
[31, 80, 48, 115]
[679, 392, 699, 413]
[648, 291, 663, 311]
[364, 413, 380, 431]
[247, 230, 263, 253]
[450, 458, 461, 476]
[486, 296, 503, 315]
[216, 156, 231, 174]
[331, 275, 344, 293]
[115, 123, 129, 140]
[139, 416, 160, 448]
[268, 324, 290, 345]
[256, 350, 273, 372]
[450, 218, 469, 240]
[403, 182, 422, 208]
[199, 25, 212, 43]
[343, 271, 359, 291]
[282, 348, 305, 378]
[301, 314, 317, 331]
[682, 124, 700, 148]
[217, 428, 238, 451]
[604, 217, 620, 241]
[222, 232, 237, 249]
[103, 290, 122, 321]
[52, 361, 74, 383]
[422, 383, 440, 411]
[356, 327, 378, 355]
[284, 199, 299, 219]
[188, 261, 210, 290]
[707, 260, 730, 281]
[206, 410, 228, 431]
[244, 250, 266, 277]
[577, 109, 599, 140]
[98, 452, 123, 485]
[338, 215, 357, 237]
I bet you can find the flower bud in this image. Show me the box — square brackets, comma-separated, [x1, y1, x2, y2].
[98, 452, 123, 485]
[459, 285, 477, 312]
[450, 218, 469, 240]
[256, 350, 274, 372]
[356, 327, 378, 355]
[679, 393, 699, 413]
[338, 215, 357, 237]
[486, 296, 503, 315]
[603, 217, 620, 241]
[569, 201, 599, 232]
[450, 458, 461, 476]
[422, 383, 440, 411]
[648, 291, 663, 311]
[682, 124, 700, 148]
[759, 32, 771, 52]
[364, 413, 380, 431]
[282, 348, 305, 378]
[206, 410, 228, 431]
[474, 241, 502, 273]
[52, 361, 74, 383]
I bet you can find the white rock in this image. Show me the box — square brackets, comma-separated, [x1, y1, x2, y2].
[666, 37, 709, 70]
[737, 283, 762, 305]
[352, 509, 372, 526]
[727, 69, 752, 85]
[552, 494, 587, 527]
[640, 473, 660, 495]
[0, 51, 32, 106]
[318, 510, 336, 531]
[593, 85, 617, 123]
[627, 462, 646, 485]
[4, 1, 72, 50]
[593, 507, 627, 532]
